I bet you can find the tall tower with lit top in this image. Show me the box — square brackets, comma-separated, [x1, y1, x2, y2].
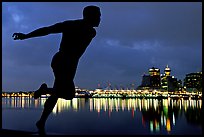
[165, 65, 171, 76]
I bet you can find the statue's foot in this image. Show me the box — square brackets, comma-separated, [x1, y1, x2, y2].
[34, 83, 47, 99]
[36, 120, 46, 135]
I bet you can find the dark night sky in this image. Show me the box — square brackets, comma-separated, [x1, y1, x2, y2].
[2, 2, 202, 92]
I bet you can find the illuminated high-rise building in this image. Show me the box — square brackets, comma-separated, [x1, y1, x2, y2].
[138, 67, 161, 90]
[184, 72, 202, 92]
[149, 67, 161, 88]
[177, 80, 183, 91]
[161, 65, 180, 92]
[149, 67, 160, 76]
[161, 74, 168, 90]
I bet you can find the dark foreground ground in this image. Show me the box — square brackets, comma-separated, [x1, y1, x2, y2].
[0, 129, 66, 136]
[0, 129, 76, 136]
[0, 129, 37, 136]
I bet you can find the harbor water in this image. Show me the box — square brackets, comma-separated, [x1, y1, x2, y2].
[2, 97, 202, 135]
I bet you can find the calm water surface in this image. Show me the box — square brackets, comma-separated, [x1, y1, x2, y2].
[2, 97, 202, 135]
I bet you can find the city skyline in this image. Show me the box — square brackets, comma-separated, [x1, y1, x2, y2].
[2, 2, 202, 91]
[2, 64, 201, 92]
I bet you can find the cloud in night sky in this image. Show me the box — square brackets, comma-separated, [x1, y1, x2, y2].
[2, 2, 202, 91]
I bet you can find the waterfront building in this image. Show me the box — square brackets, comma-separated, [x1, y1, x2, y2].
[161, 74, 168, 90]
[139, 74, 151, 90]
[161, 65, 180, 92]
[149, 67, 161, 89]
[161, 65, 171, 91]
[138, 67, 161, 90]
[177, 80, 183, 91]
[166, 76, 178, 92]
[138, 65, 182, 92]
[184, 72, 202, 92]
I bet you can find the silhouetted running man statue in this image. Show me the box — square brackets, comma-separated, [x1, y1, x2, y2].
[12, 5, 101, 135]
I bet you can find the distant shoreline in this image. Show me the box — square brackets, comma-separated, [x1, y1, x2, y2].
[1, 95, 202, 100]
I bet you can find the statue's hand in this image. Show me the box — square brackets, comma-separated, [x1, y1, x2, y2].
[12, 33, 27, 40]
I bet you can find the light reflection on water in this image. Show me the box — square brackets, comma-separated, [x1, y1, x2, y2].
[2, 97, 202, 134]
